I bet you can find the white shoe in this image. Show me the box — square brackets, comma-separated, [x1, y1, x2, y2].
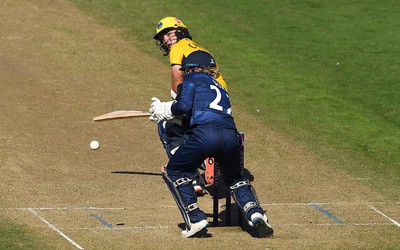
[181, 219, 209, 238]
[250, 212, 274, 238]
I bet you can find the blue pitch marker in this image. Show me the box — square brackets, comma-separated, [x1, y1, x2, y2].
[90, 213, 113, 228]
[310, 203, 344, 225]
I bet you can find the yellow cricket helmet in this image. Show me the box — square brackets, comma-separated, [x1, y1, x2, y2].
[154, 17, 188, 40]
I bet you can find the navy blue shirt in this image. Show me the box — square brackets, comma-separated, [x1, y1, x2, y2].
[171, 72, 236, 130]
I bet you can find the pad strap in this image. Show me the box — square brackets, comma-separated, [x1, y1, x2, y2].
[174, 177, 192, 187]
[186, 203, 199, 212]
[243, 201, 258, 213]
[230, 180, 250, 190]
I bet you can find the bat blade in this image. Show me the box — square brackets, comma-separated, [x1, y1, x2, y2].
[93, 110, 151, 121]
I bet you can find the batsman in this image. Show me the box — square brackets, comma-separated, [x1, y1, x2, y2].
[149, 51, 274, 238]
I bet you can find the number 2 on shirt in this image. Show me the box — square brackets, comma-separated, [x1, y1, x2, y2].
[209, 85, 232, 115]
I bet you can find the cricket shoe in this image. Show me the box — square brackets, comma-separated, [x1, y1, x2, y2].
[249, 212, 274, 238]
[181, 219, 209, 238]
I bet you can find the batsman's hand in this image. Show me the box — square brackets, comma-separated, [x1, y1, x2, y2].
[149, 97, 175, 121]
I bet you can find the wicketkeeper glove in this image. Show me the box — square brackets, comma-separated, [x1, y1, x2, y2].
[149, 97, 175, 121]
[149, 113, 161, 123]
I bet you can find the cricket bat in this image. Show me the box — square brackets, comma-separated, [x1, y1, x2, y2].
[93, 110, 151, 121]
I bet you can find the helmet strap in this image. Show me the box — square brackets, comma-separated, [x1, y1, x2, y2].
[156, 40, 170, 56]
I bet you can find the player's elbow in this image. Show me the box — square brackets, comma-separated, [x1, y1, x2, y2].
[172, 102, 192, 116]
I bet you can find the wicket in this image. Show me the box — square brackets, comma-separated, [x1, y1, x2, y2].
[212, 132, 245, 226]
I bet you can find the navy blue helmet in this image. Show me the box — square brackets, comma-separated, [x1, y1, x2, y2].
[180, 51, 216, 71]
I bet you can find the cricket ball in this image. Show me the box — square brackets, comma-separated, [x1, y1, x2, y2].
[90, 140, 100, 150]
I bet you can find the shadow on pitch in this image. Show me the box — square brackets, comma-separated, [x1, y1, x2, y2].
[111, 171, 162, 176]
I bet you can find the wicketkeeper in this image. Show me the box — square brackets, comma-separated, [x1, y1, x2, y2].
[149, 51, 274, 238]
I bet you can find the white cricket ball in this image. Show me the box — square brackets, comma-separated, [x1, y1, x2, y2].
[90, 140, 100, 150]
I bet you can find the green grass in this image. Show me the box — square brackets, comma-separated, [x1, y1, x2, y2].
[0, 215, 53, 250]
[70, 0, 400, 199]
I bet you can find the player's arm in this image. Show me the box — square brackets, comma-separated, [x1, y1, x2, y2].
[171, 64, 184, 94]
[171, 81, 195, 116]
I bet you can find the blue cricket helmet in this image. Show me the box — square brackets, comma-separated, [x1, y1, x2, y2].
[180, 51, 216, 71]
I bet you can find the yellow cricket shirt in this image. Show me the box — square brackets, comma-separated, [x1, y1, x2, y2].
[169, 38, 228, 90]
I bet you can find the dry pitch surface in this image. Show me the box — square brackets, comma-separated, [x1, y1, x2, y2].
[0, 1, 399, 249]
